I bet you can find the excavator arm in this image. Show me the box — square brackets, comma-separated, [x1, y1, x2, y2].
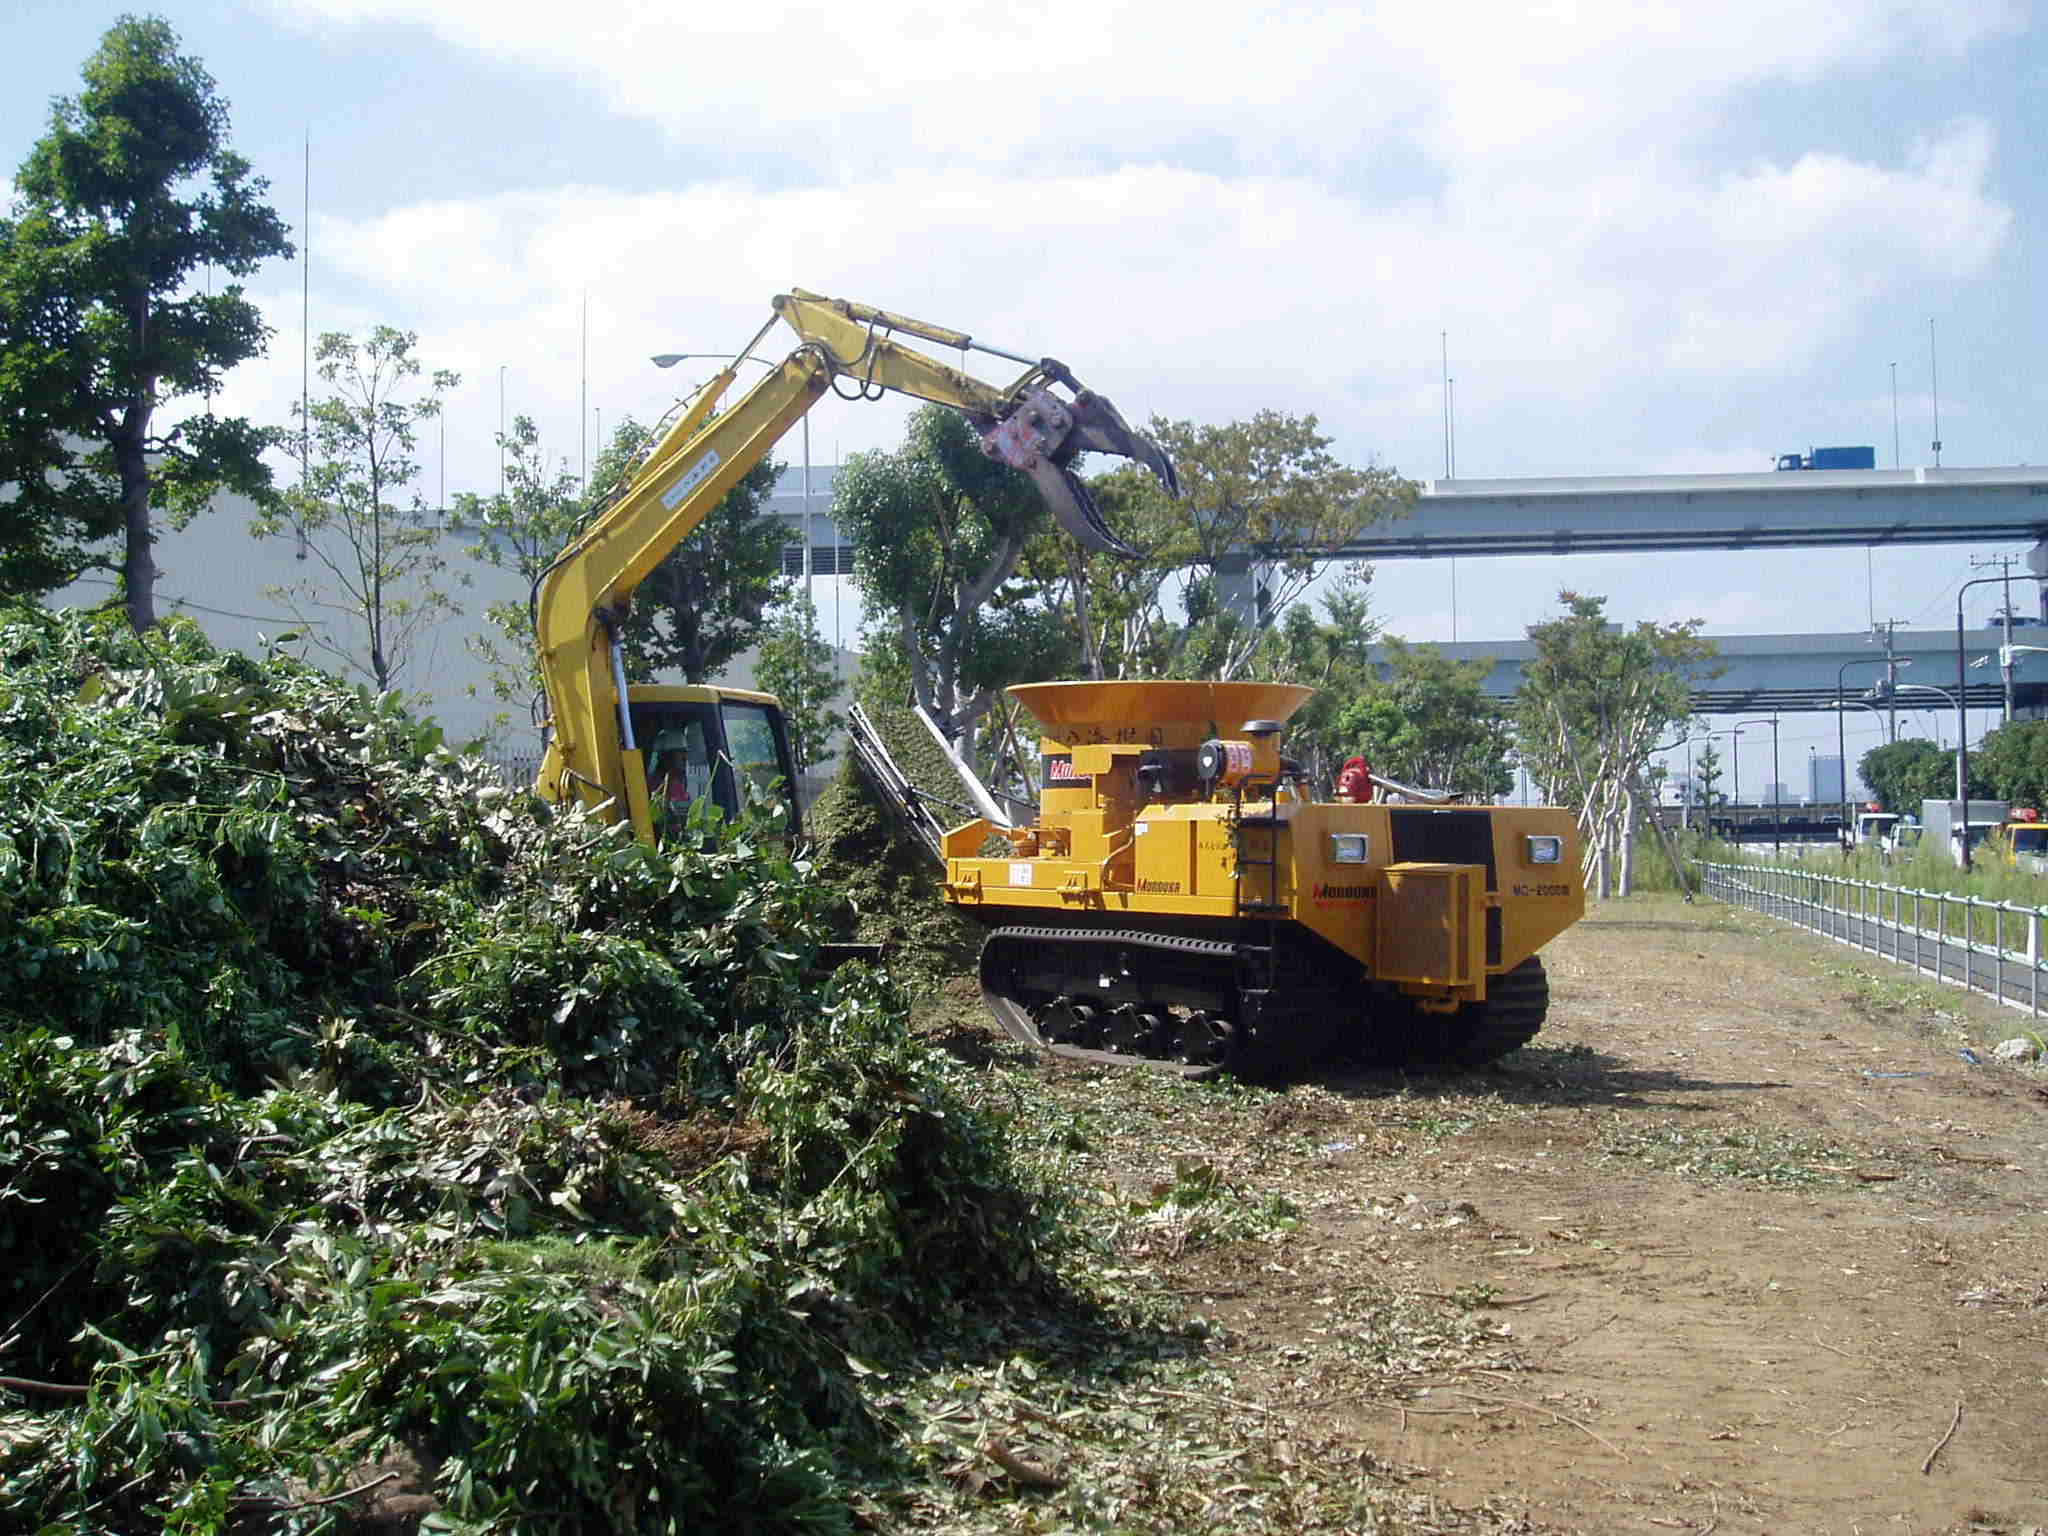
[533, 288, 1178, 828]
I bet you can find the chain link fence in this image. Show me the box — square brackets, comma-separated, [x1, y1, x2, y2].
[1698, 859, 2047, 1017]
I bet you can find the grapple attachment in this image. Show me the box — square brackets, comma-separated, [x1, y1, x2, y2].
[976, 386, 1177, 559]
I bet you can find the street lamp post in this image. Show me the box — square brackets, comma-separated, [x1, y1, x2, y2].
[1836, 657, 1893, 835]
[1706, 728, 1743, 836]
[1826, 700, 1885, 848]
[497, 364, 507, 502]
[1737, 717, 1780, 855]
[1955, 574, 2048, 869]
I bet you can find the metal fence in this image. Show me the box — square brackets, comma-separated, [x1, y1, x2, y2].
[486, 754, 541, 788]
[1697, 859, 2048, 1017]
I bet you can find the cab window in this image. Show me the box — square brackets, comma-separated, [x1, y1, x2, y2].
[721, 700, 798, 831]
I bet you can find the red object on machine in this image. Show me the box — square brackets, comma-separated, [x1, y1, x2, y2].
[1337, 756, 1375, 803]
[2014, 807, 2040, 821]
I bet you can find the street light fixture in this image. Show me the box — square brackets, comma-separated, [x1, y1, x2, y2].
[1735, 716, 1780, 855]
[650, 351, 774, 371]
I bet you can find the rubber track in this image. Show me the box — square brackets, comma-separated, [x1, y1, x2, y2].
[1444, 955, 1550, 1065]
[979, 926, 1243, 1080]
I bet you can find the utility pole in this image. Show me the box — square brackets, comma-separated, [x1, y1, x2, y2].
[1873, 619, 1910, 742]
[1890, 361, 1899, 468]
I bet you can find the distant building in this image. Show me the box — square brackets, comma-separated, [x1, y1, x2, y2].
[1809, 754, 1846, 805]
[52, 464, 865, 781]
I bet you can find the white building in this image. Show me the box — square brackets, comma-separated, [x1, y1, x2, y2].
[54, 466, 863, 783]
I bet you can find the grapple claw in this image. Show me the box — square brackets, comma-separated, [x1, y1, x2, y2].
[976, 385, 1176, 559]
[1061, 391, 1181, 501]
[1032, 460, 1144, 559]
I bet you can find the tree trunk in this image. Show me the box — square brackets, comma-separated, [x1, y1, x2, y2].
[115, 405, 156, 631]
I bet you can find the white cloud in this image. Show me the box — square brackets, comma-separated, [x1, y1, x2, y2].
[198, 0, 2025, 646]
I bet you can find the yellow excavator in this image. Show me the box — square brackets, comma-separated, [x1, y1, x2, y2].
[530, 290, 1178, 842]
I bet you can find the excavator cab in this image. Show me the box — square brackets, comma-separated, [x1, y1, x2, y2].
[625, 686, 800, 844]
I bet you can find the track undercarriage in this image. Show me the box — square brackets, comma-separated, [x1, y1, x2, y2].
[977, 923, 1549, 1081]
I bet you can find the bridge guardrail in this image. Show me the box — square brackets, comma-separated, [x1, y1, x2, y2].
[1697, 859, 2046, 1017]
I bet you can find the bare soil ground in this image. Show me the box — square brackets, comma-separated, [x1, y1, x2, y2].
[920, 894, 2048, 1534]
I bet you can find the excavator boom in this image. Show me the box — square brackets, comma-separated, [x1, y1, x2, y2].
[532, 290, 1177, 838]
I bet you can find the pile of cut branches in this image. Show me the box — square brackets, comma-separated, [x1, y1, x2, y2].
[0, 606, 1085, 1531]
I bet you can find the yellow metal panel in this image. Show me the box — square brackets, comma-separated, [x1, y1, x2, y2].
[1375, 864, 1482, 986]
[1133, 815, 1195, 897]
[942, 818, 993, 858]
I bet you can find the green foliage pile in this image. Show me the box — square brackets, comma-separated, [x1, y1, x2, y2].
[0, 606, 1077, 1531]
[805, 705, 985, 997]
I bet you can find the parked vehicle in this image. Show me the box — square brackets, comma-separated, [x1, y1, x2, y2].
[1921, 798, 2011, 868]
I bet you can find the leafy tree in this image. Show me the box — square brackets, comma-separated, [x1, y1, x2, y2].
[1514, 591, 1717, 897]
[754, 589, 845, 773]
[452, 414, 586, 709]
[1041, 412, 1410, 681]
[1693, 741, 1724, 812]
[1859, 737, 1969, 813]
[1971, 718, 2048, 811]
[1236, 572, 1381, 789]
[1335, 636, 1514, 798]
[605, 415, 786, 684]
[250, 328, 458, 691]
[0, 15, 291, 623]
[832, 404, 1048, 734]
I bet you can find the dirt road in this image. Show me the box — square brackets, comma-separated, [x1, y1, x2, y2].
[986, 894, 2048, 1534]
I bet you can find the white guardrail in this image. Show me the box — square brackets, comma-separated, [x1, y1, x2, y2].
[1697, 860, 2047, 1017]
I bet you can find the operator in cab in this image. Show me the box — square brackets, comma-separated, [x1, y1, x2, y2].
[646, 727, 704, 840]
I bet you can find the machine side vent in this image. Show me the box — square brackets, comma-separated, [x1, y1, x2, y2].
[1389, 809, 1498, 891]
[1486, 905, 1502, 968]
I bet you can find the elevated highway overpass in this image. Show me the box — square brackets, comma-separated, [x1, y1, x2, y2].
[1376, 627, 2048, 716]
[1322, 465, 2048, 561]
[764, 463, 2048, 718]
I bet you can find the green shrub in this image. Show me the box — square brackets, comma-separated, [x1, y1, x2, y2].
[0, 605, 1084, 1531]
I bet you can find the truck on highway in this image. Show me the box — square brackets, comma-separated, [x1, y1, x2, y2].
[1920, 798, 2010, 867]
[1988, 808, 2048, 874]
[1775, 445, 1877, 471]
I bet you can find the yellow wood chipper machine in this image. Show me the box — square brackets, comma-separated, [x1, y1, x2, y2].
[940, 680, 1584, 1078]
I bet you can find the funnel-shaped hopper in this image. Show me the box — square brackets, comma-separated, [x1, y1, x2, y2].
[1010, 680, 1314, 749]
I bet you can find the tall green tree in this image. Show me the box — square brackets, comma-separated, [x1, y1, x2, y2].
[0, 15, 291, 623]
[1039, 412, 1410, 681]
[1514, 592, 1717, 897]
[250, 328, 457, 692]
[1693, 741, 1724, 813]
[1971, 718, 2048, 811]
[1858, 737, 1970, 814]
[603, 416, 786, 685]
[1231, 571, 1380, 789]
[754, 590, 845, 773]
[453, 413, 587, 709]
[1335, 637, 1514, 798]
[832, 405, 1049, 733]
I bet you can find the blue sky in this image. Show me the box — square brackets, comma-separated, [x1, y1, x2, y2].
[8, 0, 2044, 776]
